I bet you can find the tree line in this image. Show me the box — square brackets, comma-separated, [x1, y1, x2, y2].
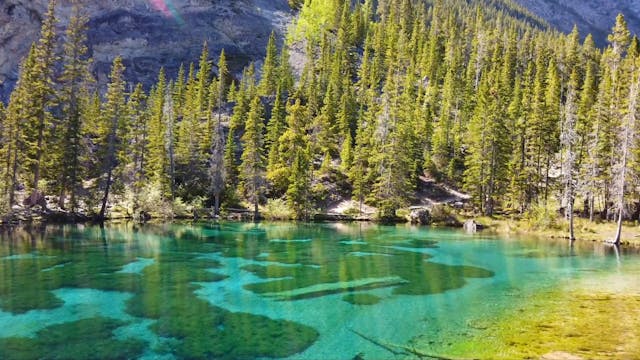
[1, 0, 639, 243]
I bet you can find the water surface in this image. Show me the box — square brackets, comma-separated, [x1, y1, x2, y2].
[0, 222, 638, 359]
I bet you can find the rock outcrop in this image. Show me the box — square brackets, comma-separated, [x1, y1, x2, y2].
[0, 0, 291, 102]
[513, 0, 640, 45]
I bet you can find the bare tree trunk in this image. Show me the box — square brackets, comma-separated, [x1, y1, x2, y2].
[613, 68, 639, 245]
[99, 166, 113, 221]
[214, 192, 220, 217]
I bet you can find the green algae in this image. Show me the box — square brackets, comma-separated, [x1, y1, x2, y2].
[126, 256, 318, 359]
[243, 249, 493, 299]
[0, 254, 142, 313]
[343, 293, 382, 305]
[409, 280, 640, 360]
[0, 317, 145, 360]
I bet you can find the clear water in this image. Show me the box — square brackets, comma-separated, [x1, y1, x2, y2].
[0, 222, 638, 359]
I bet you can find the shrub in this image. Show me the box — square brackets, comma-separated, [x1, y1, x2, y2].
[261, 198, 293, 220]
[430, 204, 461, 226]
[523, 202, 561, 230]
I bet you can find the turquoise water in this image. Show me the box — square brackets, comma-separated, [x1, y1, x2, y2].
[0, 222, 638, 359]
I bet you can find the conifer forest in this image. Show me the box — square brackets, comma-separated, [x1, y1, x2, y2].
[1, 0, 640, 244]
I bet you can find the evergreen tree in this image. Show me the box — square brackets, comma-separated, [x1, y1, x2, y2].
[127, 83, 148, 200]
[146, 69, 167, 189]
[561, 70, 579, 241]
[26, 0, 58, 197]
[209, 50, 229, 216]
[240, 96, 266, 220]
[612, 55, 639, 244]
[57, 3, 92, 210]
[97, 56, 127, 220]
[2, 46, 38, 206]
[259, 31, 279, 96]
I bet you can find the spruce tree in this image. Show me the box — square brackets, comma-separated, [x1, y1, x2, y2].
[259, 31, 279, 96]
[57, 3, 92, 211]
[26, 0, 58, 198]
[240, 96, 266, 220]
[146, 69, 167, 189]
[98, 56, 127, 220]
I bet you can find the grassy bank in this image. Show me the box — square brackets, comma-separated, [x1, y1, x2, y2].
[408, 273, 640, 360]
[471, 215, 640, 247]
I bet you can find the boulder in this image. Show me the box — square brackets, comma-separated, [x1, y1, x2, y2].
[463, 219, 484, 233]
[409, 208, 431, 225]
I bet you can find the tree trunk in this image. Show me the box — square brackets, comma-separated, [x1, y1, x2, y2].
[254, 200, 259, 222]
[214, 192, 220, 217]
[33, 112, 46, 197]
[568, 199, 575, 241]
[9, 145, 19, 206]
[99, 166, 114, 221]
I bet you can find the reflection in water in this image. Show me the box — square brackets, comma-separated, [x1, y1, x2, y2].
[0, 222, 638, 359]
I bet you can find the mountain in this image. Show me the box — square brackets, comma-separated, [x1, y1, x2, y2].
[513, 0, 640, 45]
[0, 0, 291, 102]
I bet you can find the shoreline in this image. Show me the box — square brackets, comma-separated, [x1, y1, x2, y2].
[3, 208, 640, 248]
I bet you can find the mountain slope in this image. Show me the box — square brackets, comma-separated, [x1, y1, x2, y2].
[513, 0, 640, 45]
[0, 0, 291, 102]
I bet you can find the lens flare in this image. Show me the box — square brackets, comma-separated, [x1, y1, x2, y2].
[149, 0, 184, 25]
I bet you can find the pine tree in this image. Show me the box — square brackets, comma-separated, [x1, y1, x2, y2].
[209, 50, 229, 216]
[163, 86, 177, 200]
[98, 56, 127, 220]
[25, 0, 58, 198]
[57, 3, 92, 211]
[370, 68, 415, 218]
[464, 67, 510, 215]
[561, 70, 579, 241]
[265, 86, 287, 194]
[276, 99, 312, 218]
[612, 55, 639, 245]
[127, 83, 148, 200]
[146, 69, 167, 189]
[259, 31, 279, 96]
[240, 96, 266, 220]
[2, 46, 38, 206]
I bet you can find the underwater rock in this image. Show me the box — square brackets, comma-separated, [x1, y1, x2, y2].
[342, 293, 382, 306]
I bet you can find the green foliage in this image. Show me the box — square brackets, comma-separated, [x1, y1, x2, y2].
[261, 198, 294, 220]
[429, 204, 462, 226]
[523, 202, 561, 230]
[3, 0, 640, 229]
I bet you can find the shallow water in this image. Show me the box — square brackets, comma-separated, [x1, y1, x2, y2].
[0, 222, 638, 359]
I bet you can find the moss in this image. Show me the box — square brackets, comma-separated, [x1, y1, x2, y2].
[243, 249, 493, 298]
[126, 256, 318, 359]
[0, 317, 145, 360]
[0, 254, 143, 313]
[343, 293, 382, 305]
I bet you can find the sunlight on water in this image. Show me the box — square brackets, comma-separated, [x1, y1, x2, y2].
[0, 222, 637, 359]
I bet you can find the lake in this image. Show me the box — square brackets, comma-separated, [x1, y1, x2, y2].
[1, 222, 639, 359]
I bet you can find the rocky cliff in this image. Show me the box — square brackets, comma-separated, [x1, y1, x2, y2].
[513, 0, 640, 45]
[0, 0, 291, 102]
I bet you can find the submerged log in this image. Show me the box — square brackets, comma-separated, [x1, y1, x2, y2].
[348, 328, 474, 360]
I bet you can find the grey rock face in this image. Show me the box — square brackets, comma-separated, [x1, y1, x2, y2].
[513, 0, 640, 45]
[0, 0, 291, 102]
